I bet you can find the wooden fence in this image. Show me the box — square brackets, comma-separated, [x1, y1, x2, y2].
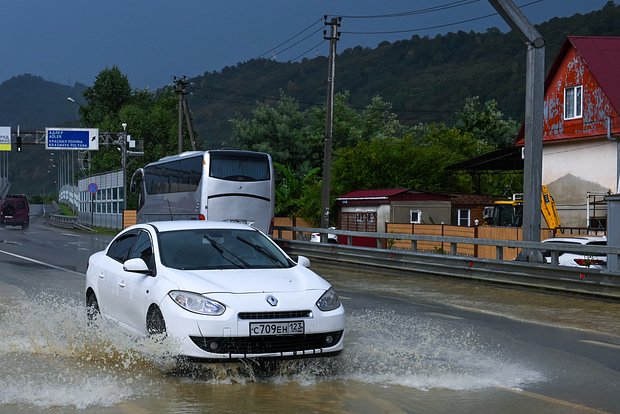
[273, 217, 313, 239]
[386, 223, 555, 260]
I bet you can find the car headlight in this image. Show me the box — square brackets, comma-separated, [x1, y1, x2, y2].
[169, 291, 225, 316]
[316, 287, 341, 312]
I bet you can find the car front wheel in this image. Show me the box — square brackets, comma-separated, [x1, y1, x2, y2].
[147, 306, 167, 337]
[86, 292, 100, 325]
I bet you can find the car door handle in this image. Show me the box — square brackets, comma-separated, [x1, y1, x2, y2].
[119, 281, 126, 288]
[98, 272, 104, 279]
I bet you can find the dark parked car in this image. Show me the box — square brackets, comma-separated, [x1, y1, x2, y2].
[0, 194, 30, 229]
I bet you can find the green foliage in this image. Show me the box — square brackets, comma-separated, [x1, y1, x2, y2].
[455, 96, 518, 148]
[332, 123, 491, 196]
[274, 163, 321, 218]
[80, 71, 179, 176]
[228, 93, 321, 173]
[81, 66, 132, 130]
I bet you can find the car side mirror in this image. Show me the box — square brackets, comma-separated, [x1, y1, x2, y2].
[123, 258, 153, 275]
[297, 255, 311, 268]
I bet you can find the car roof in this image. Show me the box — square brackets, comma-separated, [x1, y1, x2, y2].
[542, 236, 607, 244]
[140, 220, 256, 233]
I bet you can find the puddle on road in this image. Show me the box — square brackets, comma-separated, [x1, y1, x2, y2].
[313, 262, 620, 337]
[0, 288, 544, 412]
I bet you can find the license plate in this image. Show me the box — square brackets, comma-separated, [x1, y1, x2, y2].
[249, 321, 304, 336]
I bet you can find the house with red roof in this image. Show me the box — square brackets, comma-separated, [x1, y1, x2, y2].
[336, 188, 452, 232]
[516, 36, 620, 228]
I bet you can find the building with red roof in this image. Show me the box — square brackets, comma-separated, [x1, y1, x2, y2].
[336, 188, 452, 232]
[515, 36, 620, 228]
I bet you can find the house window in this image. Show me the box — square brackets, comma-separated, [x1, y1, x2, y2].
[410, 209, 422, 224]
[564, 85, 582, 120]
[457, 209, 470, 226]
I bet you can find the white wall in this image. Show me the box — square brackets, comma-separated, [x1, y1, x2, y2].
[543, 139, 617, 227]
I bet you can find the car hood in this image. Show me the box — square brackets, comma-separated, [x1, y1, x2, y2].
[162, 265, 331, 294]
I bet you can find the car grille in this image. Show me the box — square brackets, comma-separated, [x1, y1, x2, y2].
[237, 310, 312, 320]
[190, 331, 344, 355]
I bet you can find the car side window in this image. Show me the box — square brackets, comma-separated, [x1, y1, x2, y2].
[107, 232, 138, 263]
[128, 230, 155, 270]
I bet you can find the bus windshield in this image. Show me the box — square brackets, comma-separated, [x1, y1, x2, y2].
[209, 151, 270, 182]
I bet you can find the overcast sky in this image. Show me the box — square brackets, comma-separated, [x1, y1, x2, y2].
[0, 0, 610, 89]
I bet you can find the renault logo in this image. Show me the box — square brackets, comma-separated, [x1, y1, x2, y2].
[266, 295, 278, 307]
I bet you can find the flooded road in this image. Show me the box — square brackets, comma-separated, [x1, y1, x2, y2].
[1, 236, 619, 412]
[0, 283, 546, 413]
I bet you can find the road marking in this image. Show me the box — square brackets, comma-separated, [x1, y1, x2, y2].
[0, 248, 84, 276]
[502, 387, 609, 414]
[61, 232, 81, 237]
[579, 339, 620, 350]
[425, 312, 464, 320]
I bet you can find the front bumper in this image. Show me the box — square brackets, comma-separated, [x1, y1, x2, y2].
[160, 292, 346, 360]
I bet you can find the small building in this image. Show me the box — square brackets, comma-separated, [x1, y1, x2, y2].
[336, 188, 452, 233]
[450, 193, 505, 226]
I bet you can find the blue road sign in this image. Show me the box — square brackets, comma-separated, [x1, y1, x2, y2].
[87, 183, 98, 193]
[45, 128, 99, 151]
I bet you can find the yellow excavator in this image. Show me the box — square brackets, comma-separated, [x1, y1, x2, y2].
[483, 186, 560, 229]
[541, 185, 561, 230]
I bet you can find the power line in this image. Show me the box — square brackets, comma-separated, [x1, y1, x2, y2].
[257, 17, 324, 59]
[343, 12, 496, 35]
[288, 39, 328, 62]
[273, 26, 325, 58]
[341, 0, 542, 35]
[332, 0, 480, 19]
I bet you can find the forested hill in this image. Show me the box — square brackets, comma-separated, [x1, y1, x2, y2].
[0, 74, 87, 129]
[188, 1, 620, 149]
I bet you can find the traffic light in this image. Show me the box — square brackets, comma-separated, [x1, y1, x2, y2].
[16, 136, 22, 152]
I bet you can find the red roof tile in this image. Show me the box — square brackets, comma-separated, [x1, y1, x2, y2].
[568, 36, 620, 116]
[337, 188, 409, 199]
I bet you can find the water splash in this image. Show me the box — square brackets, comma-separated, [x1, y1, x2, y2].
[334, 309, 544, 390]
[0, 293, 544, 410]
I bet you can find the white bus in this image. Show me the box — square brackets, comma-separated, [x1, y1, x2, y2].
[130, 150, 275, 234]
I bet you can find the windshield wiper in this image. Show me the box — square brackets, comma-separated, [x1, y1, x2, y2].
[236, 236, 286, 268]
[203, 235, 249, 268]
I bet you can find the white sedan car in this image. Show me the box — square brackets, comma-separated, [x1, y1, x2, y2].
[85, 221, 345, 360]
[541, 236, 607, 269]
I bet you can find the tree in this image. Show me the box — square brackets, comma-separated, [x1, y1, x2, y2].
[274, 163, 321, 219]
[227, 93, 321, 174]
[80, 69, 179, 176]
[332, 123, 491, 197]
[81, 66, 132, 131]
[455, 96, 518, 148]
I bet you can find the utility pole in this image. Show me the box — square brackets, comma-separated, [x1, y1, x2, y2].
[121, 123, 128, 211]
[174, 76, 197, 153]
[488, 0, 545, 261]
[320, 16, 341, 238]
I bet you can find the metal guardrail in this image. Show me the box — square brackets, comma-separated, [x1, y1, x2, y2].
[48, 214, 80, 229]
[274, 226, 620, 300]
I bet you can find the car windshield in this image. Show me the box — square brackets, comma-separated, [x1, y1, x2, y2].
[158, 228, 293, 270]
